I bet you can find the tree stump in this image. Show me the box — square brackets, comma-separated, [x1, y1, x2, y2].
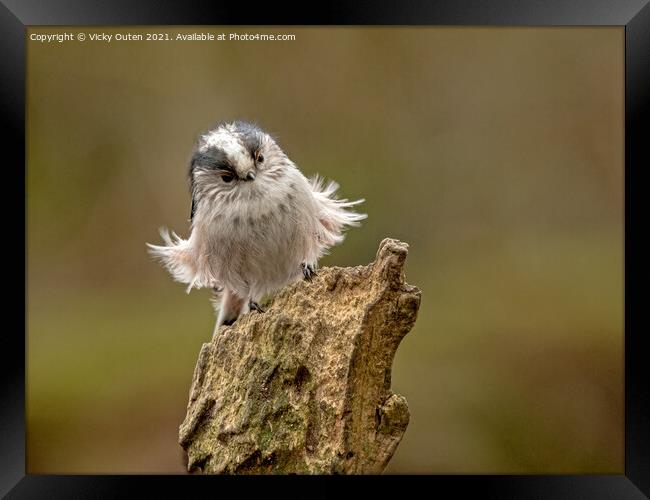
[179, 238, 421, 474]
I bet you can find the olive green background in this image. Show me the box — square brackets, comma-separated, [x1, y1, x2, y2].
[27, 27, 623, 473]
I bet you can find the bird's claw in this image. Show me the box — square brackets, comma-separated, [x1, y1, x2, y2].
[301, 263, 317, 281]
[249, 300, 265, 313]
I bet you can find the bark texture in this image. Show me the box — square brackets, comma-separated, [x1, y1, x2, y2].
[179, 238, 421, 474]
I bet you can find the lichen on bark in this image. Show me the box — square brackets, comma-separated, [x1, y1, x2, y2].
[179, 238, 421, 474]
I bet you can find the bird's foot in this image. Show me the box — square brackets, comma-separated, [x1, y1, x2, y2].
[301, 263, 317, 281]
[249, 300, 265, 314]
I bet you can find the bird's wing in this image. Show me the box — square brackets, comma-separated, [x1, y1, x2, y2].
[309, 175, 367, 248]
[190, 196, 197, 221]
[146, 228, 214, 293]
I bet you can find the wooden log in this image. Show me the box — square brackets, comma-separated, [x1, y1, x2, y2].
[179, 238, 421, 474]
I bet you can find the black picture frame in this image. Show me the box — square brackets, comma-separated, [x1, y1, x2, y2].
[3, 1, 648, 497]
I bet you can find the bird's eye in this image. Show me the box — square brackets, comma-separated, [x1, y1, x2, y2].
[222, 174, 234, 183]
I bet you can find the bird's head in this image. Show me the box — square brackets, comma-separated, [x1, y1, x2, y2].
[188, 121, 287, 213]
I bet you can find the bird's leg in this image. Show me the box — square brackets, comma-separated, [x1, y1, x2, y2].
[249, 298, 265, 314]
[213, 288, 246, 337]
[301, 262, 317, 281]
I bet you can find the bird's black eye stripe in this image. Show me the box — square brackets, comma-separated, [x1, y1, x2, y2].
[214, 163, 235, 174]
[190, 153, 211, 171]
[191, 150, 235, 173]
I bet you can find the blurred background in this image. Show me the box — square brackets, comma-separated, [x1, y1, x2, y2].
[27, 27, 623, 474]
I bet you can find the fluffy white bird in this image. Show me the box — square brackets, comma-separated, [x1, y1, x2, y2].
[147, 121, 366, 335]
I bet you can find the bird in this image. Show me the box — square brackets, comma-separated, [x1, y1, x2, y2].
[147, 120, 366, 337]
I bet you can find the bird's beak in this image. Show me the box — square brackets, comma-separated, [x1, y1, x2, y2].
[245, 171, 256, 181]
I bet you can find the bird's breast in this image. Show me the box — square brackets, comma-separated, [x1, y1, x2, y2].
[196, 181, 315, 295]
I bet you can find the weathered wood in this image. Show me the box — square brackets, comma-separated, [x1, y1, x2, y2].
[179, 238, 421, 474]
